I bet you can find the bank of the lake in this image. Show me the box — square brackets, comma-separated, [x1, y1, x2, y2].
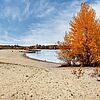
[0, 49, 100, 100]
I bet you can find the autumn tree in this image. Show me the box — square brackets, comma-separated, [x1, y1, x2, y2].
[59, 2, 100, 66]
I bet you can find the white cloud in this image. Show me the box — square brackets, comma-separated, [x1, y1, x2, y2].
[3, 0, 80, 45]
[21, 0, 100, 45]
[91, 0, 100, 19]
[0, 30, 20, 45]
[3, 6, 20, 21]
[0, 0, 99, 45]
[70, 0, 80, 7]
[22, 0, 30, 19]
[30, 0, 55, 17]
[19, 1, 81, 45]
[1, 0, 31, 22]
[20, 13, 71, 45]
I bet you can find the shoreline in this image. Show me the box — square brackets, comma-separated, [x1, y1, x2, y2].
[0, 49, 60, 68]
[23, 52, 61, 65]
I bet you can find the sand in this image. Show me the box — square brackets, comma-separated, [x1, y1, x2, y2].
[0, 49, 100, 100]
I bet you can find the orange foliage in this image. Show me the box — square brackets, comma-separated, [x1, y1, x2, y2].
[59, 3, 100, 66]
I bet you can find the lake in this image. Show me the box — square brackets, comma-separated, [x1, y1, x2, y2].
[26, 49, 62, 63]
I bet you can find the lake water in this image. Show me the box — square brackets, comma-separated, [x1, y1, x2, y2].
[26, 49, 62, 63]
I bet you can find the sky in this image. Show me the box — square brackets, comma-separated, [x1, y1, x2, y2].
[0, 0, 100, 46]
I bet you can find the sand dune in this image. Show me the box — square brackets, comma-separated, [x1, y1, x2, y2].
[0, 49, 100, 100]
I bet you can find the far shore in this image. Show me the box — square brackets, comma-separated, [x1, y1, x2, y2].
[0, 49, 100, 100]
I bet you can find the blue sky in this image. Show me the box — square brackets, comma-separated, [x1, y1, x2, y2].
[0, 0, 100, 45]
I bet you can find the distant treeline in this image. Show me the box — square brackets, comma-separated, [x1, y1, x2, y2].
[0, 44, 58, 50]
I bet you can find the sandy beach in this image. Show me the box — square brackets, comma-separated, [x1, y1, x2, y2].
[0, 49, 100, 100]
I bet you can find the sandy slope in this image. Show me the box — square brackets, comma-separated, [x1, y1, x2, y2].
[0, 49, 100, 100]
